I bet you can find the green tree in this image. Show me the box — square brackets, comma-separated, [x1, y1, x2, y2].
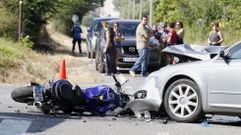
[1, 0, 105, 44]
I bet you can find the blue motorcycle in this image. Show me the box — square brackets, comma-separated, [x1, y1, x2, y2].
[11, 74, 130, 115]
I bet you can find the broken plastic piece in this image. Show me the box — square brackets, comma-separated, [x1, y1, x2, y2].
[144, 111, 152, 122]
[201, 119, 210, 128]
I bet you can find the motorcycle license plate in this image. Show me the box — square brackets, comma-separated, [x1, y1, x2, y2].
[33, 84, 44, 102]
[123, 57, 138, 62]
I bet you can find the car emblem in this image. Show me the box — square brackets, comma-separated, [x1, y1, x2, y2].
[129, 47, 135, 52]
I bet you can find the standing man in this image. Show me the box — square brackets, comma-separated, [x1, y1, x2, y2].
[208, 21, 224, 46]
[129, 16, 153, 77]
[72, 23, 83, 54]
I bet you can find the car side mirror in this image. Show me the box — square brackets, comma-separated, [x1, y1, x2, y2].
[94, 31, 100, 37]
[87, 27, 91, 32]
[220, 50, 229, 59]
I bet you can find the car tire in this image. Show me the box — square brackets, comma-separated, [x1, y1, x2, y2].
[164, 79, 204, 122]
[95, 47, 100, 71]
[91, 52, 96, 59]
[95, 46, 105, 73]
[88, 52, 91, 58]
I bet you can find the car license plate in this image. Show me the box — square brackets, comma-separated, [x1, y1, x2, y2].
[33, 84, 44, 102]
[123, 57, 138, 62]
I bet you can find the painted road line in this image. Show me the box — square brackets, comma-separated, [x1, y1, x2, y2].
[0, 119, 32, 135]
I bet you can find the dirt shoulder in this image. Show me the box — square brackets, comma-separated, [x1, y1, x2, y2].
[43, 23, 101, 85]
[1, 24, 101, 85]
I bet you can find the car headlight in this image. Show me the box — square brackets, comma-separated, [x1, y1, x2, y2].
[133, 90, 147, 99]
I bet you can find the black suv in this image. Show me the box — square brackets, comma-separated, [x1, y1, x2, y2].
[95, 19, 161, 73]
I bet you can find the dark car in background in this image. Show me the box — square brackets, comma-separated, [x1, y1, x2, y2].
[86, 17, 120, 58]
[95, 19, 161, 73]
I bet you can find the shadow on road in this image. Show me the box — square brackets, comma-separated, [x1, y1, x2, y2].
[0, 112, 83, 133]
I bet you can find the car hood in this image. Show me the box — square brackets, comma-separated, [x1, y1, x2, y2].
[162, 44, 227, 60]
[121, 36, 136, 46]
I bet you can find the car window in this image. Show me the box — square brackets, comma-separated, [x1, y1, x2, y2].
[227, 43, 241, 59]
[119, 22, 139, 37]
[94, 21, 103, 32]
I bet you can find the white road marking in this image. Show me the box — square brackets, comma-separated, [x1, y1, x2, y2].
[0, 118, 32, 135]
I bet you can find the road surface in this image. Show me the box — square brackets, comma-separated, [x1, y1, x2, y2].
[0, 72, 241, 135]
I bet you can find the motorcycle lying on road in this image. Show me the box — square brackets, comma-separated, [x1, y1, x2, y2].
[11, 74, 131, 115]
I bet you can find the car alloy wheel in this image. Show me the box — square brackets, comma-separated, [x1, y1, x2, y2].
[164, 79, 204, 122]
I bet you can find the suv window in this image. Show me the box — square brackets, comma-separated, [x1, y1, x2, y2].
[227, 43, 241, 59]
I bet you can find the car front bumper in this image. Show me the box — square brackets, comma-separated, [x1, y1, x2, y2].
[127, 75, 163, 114]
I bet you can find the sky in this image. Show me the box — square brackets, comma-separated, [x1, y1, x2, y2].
[99, 0, 120, 17]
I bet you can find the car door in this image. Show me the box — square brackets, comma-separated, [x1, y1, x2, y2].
[208, 43, 241, 111]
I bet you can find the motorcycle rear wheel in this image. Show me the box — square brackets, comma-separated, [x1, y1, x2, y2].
[11, 86, 34, 103]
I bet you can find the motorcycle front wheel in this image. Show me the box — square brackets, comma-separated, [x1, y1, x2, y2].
[11, 86, 34, 103]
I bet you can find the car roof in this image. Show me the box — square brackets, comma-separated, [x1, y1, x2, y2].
[92, 17, 121, 21]
[109, 19, 140, 23]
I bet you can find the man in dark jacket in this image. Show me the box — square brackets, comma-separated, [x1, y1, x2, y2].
[72, 23, 83, 54]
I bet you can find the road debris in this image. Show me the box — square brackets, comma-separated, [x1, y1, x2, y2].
[201, 119, 211, 128]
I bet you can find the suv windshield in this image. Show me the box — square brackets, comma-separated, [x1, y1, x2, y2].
[119, 22, 139, 37]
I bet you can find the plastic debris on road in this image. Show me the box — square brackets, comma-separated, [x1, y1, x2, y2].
[201, 119, 211, 128]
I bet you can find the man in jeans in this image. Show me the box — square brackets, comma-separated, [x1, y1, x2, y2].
[129, 16, 153, 77]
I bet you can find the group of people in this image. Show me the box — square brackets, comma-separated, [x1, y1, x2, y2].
[150, 21, 185, 65]
[130, 17, 186, 77]
[102, 21, 125, 76]
[71, 17, 224, 77]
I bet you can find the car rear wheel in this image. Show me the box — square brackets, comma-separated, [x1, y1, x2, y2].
[95, 46, 105, 73]
[164, 79, 204, 122]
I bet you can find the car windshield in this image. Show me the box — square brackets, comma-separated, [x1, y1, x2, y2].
[93, 20, 104, 32]
[119, 22, 139, 37]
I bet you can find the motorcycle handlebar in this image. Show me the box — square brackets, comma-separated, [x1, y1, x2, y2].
[112, 74, 118, 83]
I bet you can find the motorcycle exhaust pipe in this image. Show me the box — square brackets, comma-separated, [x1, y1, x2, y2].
[33, 101, 42, 108]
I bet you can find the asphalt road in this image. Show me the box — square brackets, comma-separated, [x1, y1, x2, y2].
[1, 71, 241, 135]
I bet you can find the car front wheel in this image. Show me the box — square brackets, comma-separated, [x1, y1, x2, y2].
[164, 79, 204, 122]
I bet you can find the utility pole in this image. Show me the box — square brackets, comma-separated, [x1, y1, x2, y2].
[132, 0, 135, 19]
[18, 0, 24, 42]
[139, 0, 142, 19]
[149, 0, 153, 25]
[121, 0, 125, 19]
[127, 0, 130, 19]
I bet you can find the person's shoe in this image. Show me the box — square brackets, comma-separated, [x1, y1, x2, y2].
[129, 70, 136, 77]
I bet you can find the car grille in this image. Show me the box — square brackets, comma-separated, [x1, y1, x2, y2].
[122, 46, 138, 55]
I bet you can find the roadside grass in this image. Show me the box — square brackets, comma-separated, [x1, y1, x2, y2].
[0, 38, 57, 84]
[0, 38, 24, 69]
[0, 34, 100, 85]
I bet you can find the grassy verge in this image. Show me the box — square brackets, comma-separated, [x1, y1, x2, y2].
[0, 38, 56, 84]
[0, 38, 25, 69]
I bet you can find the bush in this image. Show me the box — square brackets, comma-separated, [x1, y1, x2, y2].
[21, 35, 33, 49]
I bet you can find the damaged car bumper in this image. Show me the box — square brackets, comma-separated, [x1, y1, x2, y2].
[127, 73, 164, 114]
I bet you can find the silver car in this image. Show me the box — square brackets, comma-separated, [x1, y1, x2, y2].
[128, 41, 241, 122]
